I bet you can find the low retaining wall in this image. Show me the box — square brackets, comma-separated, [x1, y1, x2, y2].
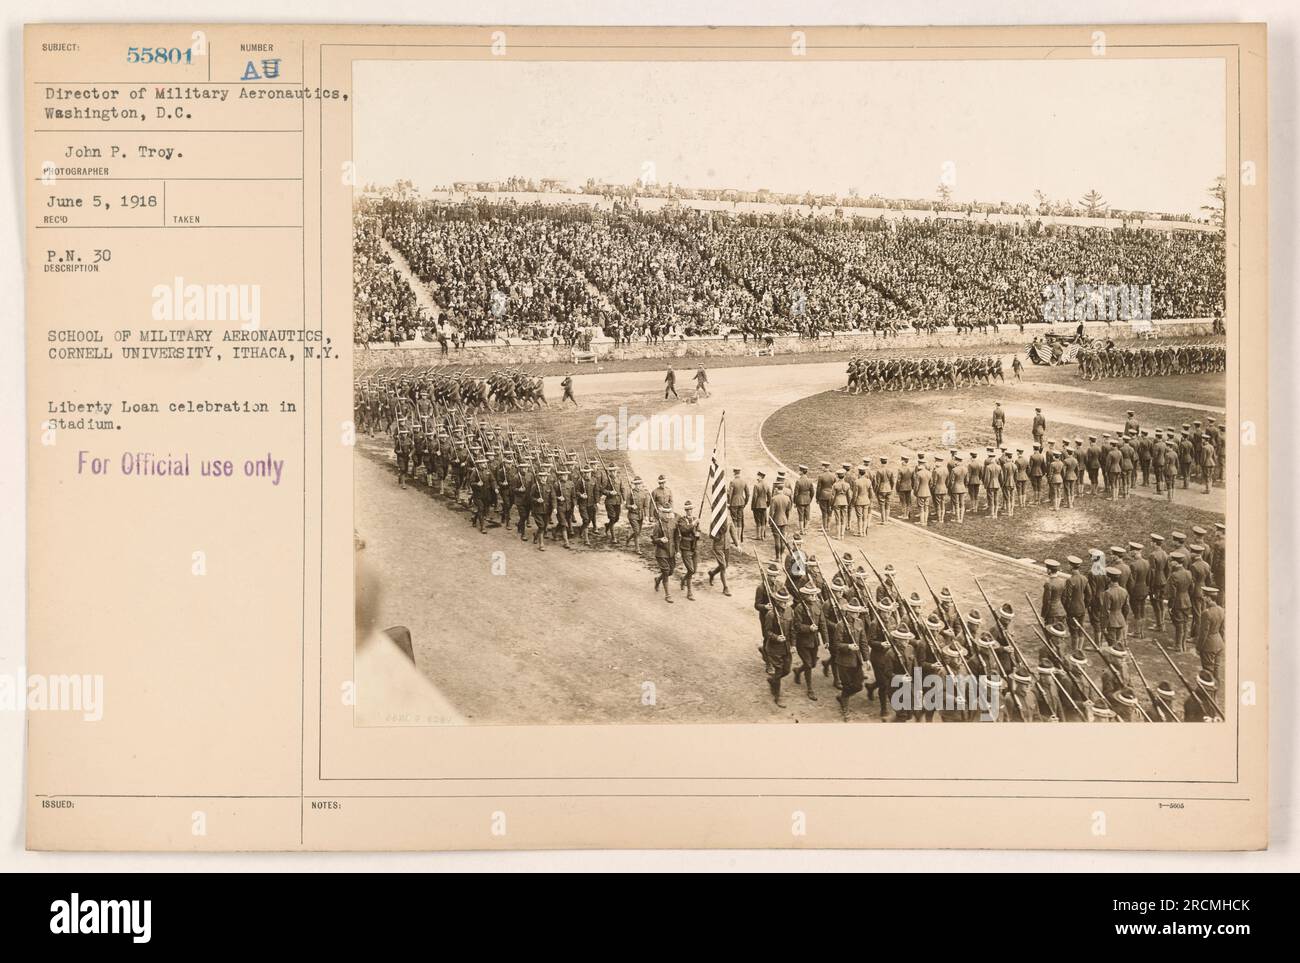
[353, 319, 1215, 370]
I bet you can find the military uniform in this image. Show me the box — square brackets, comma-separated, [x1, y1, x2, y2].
[751, 472, 771, 541]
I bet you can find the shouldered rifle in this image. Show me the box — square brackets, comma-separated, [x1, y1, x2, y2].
[975, 578, 1058, 720]
[1069, 618, 1155, 722]
[1150, 635, 1225, 721]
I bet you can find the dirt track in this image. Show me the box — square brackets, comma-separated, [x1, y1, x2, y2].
[355, 358, 1216, 724]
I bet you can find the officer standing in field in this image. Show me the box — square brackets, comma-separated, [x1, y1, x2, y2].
[983, 450, 1002, 518]
[831, 468, 852, 538]
[896, 457, 915, 521]
[815, 461, 837, 529]
[1063, 556, 1089, 655]
[727, 467, 750, 542]
[793, 464, 816, 534]
[1126, 541, 1150, 639]
[931, 455, 948, 524]
[874, 457, 896, 524]
[1197, 586, 1226, 695]
[914, 455, 932, 526]
[1166, 551, 1194, 651]
[992, 402, 1006, 447]
[751, 470, 771, 542]
[950, 454, 968, 523]
[1032, 407, 1047, 448]
[1147, 533, 1169, 632]
[1210, 522, 1227, 601]
[852, 464, 873, 535]
[1028, 443, 1046, 503]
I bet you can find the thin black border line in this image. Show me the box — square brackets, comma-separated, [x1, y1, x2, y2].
[310, 41, 1248, 800]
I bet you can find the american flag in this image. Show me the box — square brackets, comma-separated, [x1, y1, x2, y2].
[704, 420, 729, 538]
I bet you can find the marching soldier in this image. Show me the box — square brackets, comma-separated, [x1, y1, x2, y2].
[831, 602, 868, 718]
[603, 467, 626, 545]
[528, 467, 554, 551]
[560, 372, 578, 407]
[1183, 671, 1220, 722]
[707, 515, 733, 597]
[575, 465, 598, 546]
[664, 364, 678, 400]
[675, 501, 700, 601]
[553, 467, 575, 548]
[761, 585, 795, 707]
[792, 583, 824, 700]
[693, 364, 709, 398]
[651, 507, 678, 602]
[468, 457, 492, 533]
[1151, 681, 1180, 722]
[651, 473, 674, 517]
[768, 479, 794, 560]
[626, 475, 650, 550]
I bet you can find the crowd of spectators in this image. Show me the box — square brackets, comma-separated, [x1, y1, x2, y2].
[354, 197, 1225, 344]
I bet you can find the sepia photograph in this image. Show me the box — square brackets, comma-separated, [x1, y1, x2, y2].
[351, 56, 1229, 727]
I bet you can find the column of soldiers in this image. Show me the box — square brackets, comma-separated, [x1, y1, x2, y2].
[1077, 342, 1226, 380]
[1031, 522, 1227, 723]
[845, 355, 1006, 392]
[371, 368, 746, 606]
[748, 514, 1222, 717]
[355, 366, 550, 429]
[726, 409, 1224, 542]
